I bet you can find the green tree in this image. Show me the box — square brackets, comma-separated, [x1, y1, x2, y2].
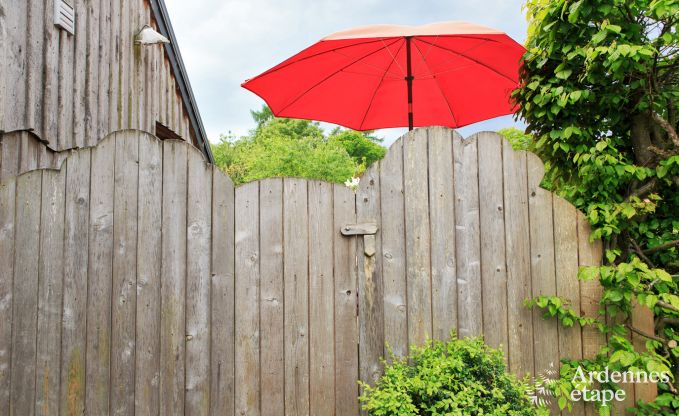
[211, 105, 387, 185]
[514, 0, 678, 414]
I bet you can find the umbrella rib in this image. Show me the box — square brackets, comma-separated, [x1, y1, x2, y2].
[416, 38, 517, 84]
[412, 38, 491, 78]
[246, 38, 394, 82]
[359, 38, 406, 130]
[412, 41, 459, 127]
[277, 38, 402, 115]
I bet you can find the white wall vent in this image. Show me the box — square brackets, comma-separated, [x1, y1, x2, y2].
[54, 0, 75, 35]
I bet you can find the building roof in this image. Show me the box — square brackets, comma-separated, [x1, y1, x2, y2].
[149, 0, 215, 163]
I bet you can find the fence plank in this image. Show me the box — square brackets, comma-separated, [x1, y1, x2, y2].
[85, 0, 100, 146]
[503, 142, 534, 377]
[85, 135, 115, 415]
[403, 129, 432, 347]
[110, 131, 139, 415]
[35, 170, 66, 416]
[210, 167, 235, 416]
[477, 132, 508, 355]
[333, 184, 359, 416]
[309, 181, 335, 415]
[72, 0, 88, 148]
[109, 0, 121, 129]
[0, 174, 16, 414]
[60, 148, 91, 416]
[379, 137, 408, 359]
[553, 196, 585, 416]
[135, 133, 163, 416]
[160, 140, 188, 415]
[453, 132, 482, 338]
[234, 181, 260, 416]
[428, 127, 457, 341]
[259, 178, 284, 416]
[10, 171, 42, 416]
[284, 178, 310, 416]
[26, 0, 44, 137]
[356, 160, 384, 391]
[527, 153, 559, 413]
[185, 149, 213, 416]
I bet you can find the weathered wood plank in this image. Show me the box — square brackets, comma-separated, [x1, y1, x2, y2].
[0, 134, 20, 182]
[135, 132, 163, 416]
[160, 140, 188, 415]
[283, 178, 310, 415]
[0, 174, 16, 414]
[59, 148, 91, 416]
[120, 0, 131, 129]
[379, 137, 408, 358]
[185, 147, 213, 416]
[577, 212, 604, 359]
[98, 0, 111, 139]
[42, 4, 60, 146]
[110, 0, 121, 130]
[234, 181, 260, 416]
[85, 135, 115, 415]
[19, 131, 39, 173]
[26, 0, 45, 137]
[428, 126, 457, 341]
[259, 178, 284, 416]
[527, 152, 559, 412]
[85, 0, 100, 146]
[333, 184, 359, 416]
[210, 167, 235, 416]
[110, 131, 139, 415]
[72, 0, 88, 148]
[503, 142, 534, 377]
[477, 132, 508, 355]
[9, 171, 42, 416]
[632, 302, 657, 405]
[403, 129, 432, 348]
[553, 196, 584, 416]
[308, 181, 335, 415]
[3, 0, 27, 131]
[57, 18, 75, 150]
[356, 159, 384, 390]
[34, 170, 66, 416]
[453, 132, 482, 338]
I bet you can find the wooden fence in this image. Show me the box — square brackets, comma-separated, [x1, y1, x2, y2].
[0, 127, 607, 415]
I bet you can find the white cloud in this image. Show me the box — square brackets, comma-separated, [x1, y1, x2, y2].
[164, 0, 528, 144]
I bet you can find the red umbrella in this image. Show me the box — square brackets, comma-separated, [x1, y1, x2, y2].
[242, 21, 525, 131]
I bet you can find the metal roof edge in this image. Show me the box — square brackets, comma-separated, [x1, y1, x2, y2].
[149, 0, 215, 163]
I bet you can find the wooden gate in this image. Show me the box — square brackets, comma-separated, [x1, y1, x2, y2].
[0, 127, 603, 415]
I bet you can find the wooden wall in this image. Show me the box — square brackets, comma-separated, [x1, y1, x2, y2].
[0, 0, 194, 169]
[0, 127, 611, 415]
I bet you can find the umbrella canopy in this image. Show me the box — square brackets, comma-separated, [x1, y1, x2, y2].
[242, 21, 525, 131]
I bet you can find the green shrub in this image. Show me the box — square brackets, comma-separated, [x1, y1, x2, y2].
[359, 335, 545, 416]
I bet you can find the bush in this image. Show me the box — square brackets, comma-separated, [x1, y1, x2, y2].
[359, 335, 545, 416]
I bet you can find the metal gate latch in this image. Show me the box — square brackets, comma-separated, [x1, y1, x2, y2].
[340, 223, 378, 257]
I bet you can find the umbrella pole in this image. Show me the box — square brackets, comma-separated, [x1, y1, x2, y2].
[406, 36, 414, 131]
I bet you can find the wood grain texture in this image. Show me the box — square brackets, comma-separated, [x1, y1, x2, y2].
[333, 184, 359, 416]
[259, 178, 284, 416]
[283, 178, 310, 416]
[210, 166, 235, 416]
[85, 134, 115, 415]
[9, 171, 42, 416]
[0, 171, 16, 414]
[110, 131, 139, 416]
[234, 181, 260, 416]
[185, 147, 212, 416]
[59, 148, 91, 416]
[503, 142, 534, 377]
[356, 158, 384, 391]
[34, 170, 66, 416]
[379, 137, 408, 359]
[427, 127, 457, 341]
[135, 132, 163, 416]
[453, 132, 482, 338]
[403, 129, 432, 348]
[477, 132, 508, 355]
[308, 181, 335, 415]
[160, 140, 187, 415]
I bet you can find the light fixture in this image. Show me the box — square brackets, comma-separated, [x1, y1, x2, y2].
[135, 25, 170, 45]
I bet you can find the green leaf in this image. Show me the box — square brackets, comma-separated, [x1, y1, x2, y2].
[556, 69, 573, 80]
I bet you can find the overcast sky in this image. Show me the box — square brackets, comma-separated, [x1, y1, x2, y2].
[164, 0, 528, 145]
